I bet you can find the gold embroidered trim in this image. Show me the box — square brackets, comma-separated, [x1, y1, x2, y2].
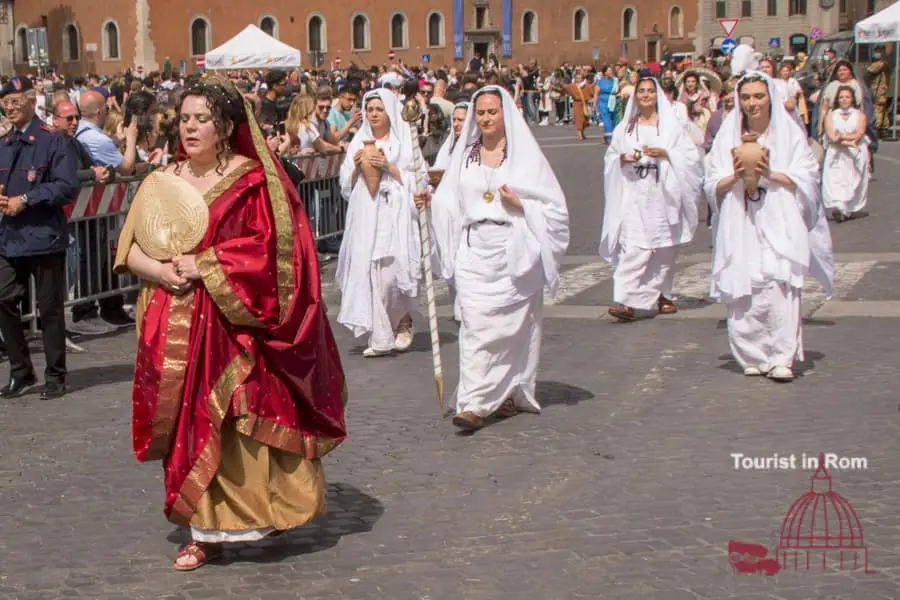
[233, 413, 343, 459]
[145, 291, 195, 461]
[246, 106, 294, 322]
[169, 350, 255, 526]
[203, 159, 259, 207]
[196, 247, 265, 328]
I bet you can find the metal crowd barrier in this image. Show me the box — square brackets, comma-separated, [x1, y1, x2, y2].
[19, 153, 350, 338]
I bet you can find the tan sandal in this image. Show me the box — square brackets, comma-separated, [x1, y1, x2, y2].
[173, 541, 224, 572]
[493, 398, 518, 419]
[657, 296, 677, 315]
[608, 305, 636, 322]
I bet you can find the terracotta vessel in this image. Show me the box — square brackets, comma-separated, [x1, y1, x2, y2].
[734, 133, 765, 195]
[427, 168, 444, 187]
[360, 140, 383, 196]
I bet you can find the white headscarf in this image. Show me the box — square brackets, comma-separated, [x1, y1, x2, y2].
[432, 101, 471, 170]
[600, 77, 702, 261]
[704, 71, 833, 302]
[430, 85, 569, 294]
[336, 88, 423, 337]
[344, 88, 415, 168]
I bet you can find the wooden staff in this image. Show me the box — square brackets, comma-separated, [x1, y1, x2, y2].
[401, 98, 444, 409]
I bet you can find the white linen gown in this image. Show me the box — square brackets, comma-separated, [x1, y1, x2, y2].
[430, 85, 569, 418]
[822, 108, 869, 218]
[336, 89, 425, 352]
[705, 72, 834, 372]
[600, 79, 703, 310]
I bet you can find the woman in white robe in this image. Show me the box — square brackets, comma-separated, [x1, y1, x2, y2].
[431, 101, 469, 171]
[705, 72, 834, 382]
[431, 101, 470, 321]
[822, 85, 869, 222]
[599, 77, 703, 322]
[426, 85, 569, 431]
[336, 88, 425, 357]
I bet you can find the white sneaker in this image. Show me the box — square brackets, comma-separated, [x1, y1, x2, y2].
[743, 367, 763, 376]
[768, 366, 794, 382]
[362, 347, 392, 358]
[394, 317, 414, 352]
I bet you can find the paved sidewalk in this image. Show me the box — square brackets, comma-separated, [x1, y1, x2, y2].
[0, 132, 898, 599]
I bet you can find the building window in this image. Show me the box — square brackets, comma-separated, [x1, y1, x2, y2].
[573, 8, 588, 41]
[390, 13, 408, 49]
[789, 0, 807, 15]
[427, 12, 445, 47]
[768, 0, 778, 16]
[352, 13, 370, 51]
[260, 16, 278, 38]
[308, 15, 326, 53]
[669, 6, 683, 37]
[475, 6, 488, 29]
[622, 8, 636, 39]
[716, 0, 727, 18]
[522, 11, 537, 43]
[15, 26, 28, 64]
[190, 16, 211, 55]
[742, 0, 753, 16]
[840, 0, 847, 14]
[102, 20, 120, 60]
[63, 23, 80, 62]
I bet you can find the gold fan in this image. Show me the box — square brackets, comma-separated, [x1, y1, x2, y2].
[133, 171, 209, 261]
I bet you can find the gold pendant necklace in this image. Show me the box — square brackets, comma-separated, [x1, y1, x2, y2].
[481, 147, 498, 203]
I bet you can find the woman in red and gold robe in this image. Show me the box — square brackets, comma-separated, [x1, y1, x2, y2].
[114, 76, 347, 571]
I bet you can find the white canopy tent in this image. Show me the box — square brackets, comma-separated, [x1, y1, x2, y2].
[205, 24, 302, 70]
[855, 1, 900, 137]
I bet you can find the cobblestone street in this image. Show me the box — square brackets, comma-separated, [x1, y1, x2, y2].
[1, 129, 899, 599]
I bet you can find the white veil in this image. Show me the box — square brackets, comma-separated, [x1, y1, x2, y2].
[704, 71, 833, 302]
[336, 87, 423, 338]
[432, 101, 471, 171]
[430, 85, 569, 294]
[600, 77, 702, 261]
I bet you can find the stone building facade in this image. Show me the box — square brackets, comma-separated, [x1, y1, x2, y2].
[9, 0, 698, 76]
[694, 0, 893, 58]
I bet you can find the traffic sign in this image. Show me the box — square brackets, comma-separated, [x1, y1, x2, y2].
[810, 26, 824, 41]
[719, 18, 739, 37]
[335, 56, 342, 65]
[721, 38, 738, 54]
[194, 56, 204, 67]
[422, 53, 430, 64]
[769, 37, 781, 49]
[388, 49, 396, 60]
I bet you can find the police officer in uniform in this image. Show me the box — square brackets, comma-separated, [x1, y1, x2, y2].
[0, 77, 78, 399]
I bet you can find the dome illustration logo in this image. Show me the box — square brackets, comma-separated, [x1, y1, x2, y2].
[729, 452, 875, 576]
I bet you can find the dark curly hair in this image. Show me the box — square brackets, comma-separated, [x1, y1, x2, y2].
[174, 75, 247, 176]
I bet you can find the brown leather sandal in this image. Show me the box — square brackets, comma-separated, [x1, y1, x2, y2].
[452, 411, 484, 431]
[173, 541, 224, 572]
[608, 305, 636, 322]
[657, 296, 677, 315]
[493, 399, 518, 419]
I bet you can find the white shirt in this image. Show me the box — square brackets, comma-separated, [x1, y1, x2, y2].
[296, 122, 320, 153]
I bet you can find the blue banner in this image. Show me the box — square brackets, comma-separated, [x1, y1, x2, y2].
[502, 0, 512, 57]
[453, 0, 464, 60]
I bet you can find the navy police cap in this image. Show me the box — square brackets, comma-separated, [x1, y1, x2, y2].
[0, 77, 34, 97]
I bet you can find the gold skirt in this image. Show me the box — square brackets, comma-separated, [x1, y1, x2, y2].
[190, 423, 328, 531]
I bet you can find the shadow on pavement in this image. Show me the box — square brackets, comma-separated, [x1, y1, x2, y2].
[537, 380, 595, 407]
[165, 483, 384, 565]
[67, 363, 135, 393]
